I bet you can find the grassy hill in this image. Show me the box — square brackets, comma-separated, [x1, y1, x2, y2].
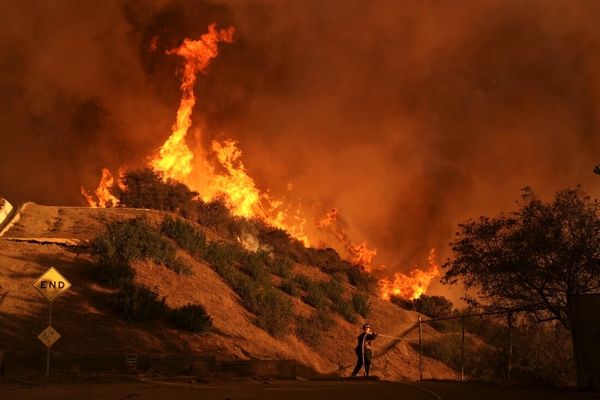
[0, 201, 458, 381]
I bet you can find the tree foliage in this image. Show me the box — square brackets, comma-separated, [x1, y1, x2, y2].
[443, 187, 600, 329]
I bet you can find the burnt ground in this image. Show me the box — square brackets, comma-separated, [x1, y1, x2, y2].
[1, 377, 599, 400]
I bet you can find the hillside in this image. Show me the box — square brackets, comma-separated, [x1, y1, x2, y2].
[0, 202, 458, 381]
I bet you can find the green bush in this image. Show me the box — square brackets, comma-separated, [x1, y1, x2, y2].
[169, 304, 212, 334]
[334, 299, 358, 323]
[256, 224, 305, 262]
[280, 280, 301, 298]
[161, 216, 206, 258]
[320, 279, 345, 303]
[351, 293, 371, 318]
[242, 251, 271, 283]
[91, 217, 179, 286]
[114, 283, 167, 321]
[91, 217, 176, 266]
[268, 255, 293, 279]
[93, 260, 134, 286]
[292, 274, 312, 291]
[346, 267, 376, 292]
[196, 198, 241, 239]
[304, 282, 328, 309]
[204, 241, 246, 271]
[296, 309, 336, 348]
[168, 257, 194, 276]
[114, 168, 199, 215]
[254, 288, 294, 337]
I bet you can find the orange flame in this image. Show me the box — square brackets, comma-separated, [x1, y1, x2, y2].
[81, 168, 120, 208]
[150, 23, 234, 182]
[378, 249, 440, 300]
[148, 24, 309, 245]
[81, 24, 440, 301]
[317, 208, 377, 271]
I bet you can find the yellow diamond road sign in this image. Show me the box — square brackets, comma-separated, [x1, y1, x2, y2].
[33, 267, 71, 302]
[38, 326, 61, 348]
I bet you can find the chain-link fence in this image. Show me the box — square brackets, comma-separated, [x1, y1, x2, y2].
[415, 309, 575, 386]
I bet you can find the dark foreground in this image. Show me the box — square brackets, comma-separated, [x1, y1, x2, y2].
[1, 377, 599, 400]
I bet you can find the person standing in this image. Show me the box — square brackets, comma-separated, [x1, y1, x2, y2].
[351, 323, 378, 377]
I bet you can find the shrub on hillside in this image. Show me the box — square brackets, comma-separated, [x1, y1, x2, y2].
[203, 241, 247, 271]
[92, 259, 134, 286]
[114, 283, 167, 322]
[196, 198, 242, 239]
[168, 256, 194, 276]
[346, 267, 376, 292]
[256, 224, 305, 262]
[280, 280, 301, 298]
[334, 300, 358, 323]
[320, 279, 345, 303]
[160, 216, 206, 258]
[292, 274, 311, 291]
[242, 250, 271, 283]
[254, 288, 294, 337]
[296, 309, 336, 348]
[91, 217, 176, 265]
[169, 304, 212, 334]
[351, 293, 371, 318]
[268, 255, 293, 279]
[391, 294, 454, 319]
[114, 168, 199, 215]
[304, 281, 328, 309]
[91, 217, 182, 285]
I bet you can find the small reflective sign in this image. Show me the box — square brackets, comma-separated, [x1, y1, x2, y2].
[33, 267, 71, 302]
[38, 326, 61, 348]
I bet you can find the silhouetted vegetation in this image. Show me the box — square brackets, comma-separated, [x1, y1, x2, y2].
[169, 304, 212, 334]
[417, 314, 575, 386]
[391, 294, 454, 319]
[114, 168, 199, 216]
[114, 283, 167, 322]
[280, 280, 301, 298]
[444, 186, 600, 330]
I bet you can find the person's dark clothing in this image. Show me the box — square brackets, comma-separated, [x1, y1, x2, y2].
[351, 332, 377, 377]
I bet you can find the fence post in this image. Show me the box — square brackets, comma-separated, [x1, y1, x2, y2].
[461, 315, 465, 382]
[507, 311, 512, 383]
[418, 315, 423, 381]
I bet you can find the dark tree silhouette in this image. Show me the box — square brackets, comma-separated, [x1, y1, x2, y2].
[443, 187, 600, 329]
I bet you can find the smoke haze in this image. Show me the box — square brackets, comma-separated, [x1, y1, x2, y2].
[1, 0, 600, 295]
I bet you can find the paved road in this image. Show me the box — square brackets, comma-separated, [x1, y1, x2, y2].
[2, 379, 599, 400]
[1, 380, 436, 400]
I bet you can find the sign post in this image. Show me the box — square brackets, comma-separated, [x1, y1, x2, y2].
[33, 267, 71, 376]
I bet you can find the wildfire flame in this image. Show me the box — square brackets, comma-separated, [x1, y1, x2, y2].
[150, 23, 234, 182]
[81, 168, 120, 208]
[81, 23, 440, 301]
[378, 249, 440, 300]
[317, 208, 378, 271]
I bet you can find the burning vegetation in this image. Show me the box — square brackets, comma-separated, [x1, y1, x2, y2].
[81, 23, 439, 301]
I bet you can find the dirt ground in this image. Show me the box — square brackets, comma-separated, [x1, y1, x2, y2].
[1, 377, 599, 400]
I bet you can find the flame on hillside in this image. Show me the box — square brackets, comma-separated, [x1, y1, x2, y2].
[81, 168, 120, 208]
[378, 249, 441, 300]
[317, 208, 378, 271]
[81, 23, 439, 301]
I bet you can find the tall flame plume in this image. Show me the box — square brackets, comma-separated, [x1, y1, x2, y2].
[81, 23, 439, 301]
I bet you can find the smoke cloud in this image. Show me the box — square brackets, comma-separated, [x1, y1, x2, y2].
[1, 0, 600, 297]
